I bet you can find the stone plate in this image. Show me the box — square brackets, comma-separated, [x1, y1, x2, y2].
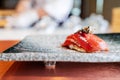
[0, 33, 120, 62]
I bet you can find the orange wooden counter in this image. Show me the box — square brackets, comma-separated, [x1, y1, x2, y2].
[2, 62, 120, 80]
[0, 40, 19, 79]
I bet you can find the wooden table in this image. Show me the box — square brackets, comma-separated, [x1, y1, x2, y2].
[0, 40, 19, 79]
[1, 62, 120, 80]
[0, 40, 120, 80]
[0, 29, 33, 80]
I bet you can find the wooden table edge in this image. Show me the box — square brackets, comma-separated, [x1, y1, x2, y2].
[0, 40, 20, 79]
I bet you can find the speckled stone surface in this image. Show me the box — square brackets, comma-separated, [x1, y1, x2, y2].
[0, 33, 120, 62]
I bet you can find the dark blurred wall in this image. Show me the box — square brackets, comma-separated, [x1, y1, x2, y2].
[0, 0, 18, 9]
[103, 0, 120, 23]
[81, 0, 120, 23]
[81, 0, 96, 19]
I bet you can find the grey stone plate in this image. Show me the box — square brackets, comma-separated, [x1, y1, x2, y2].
[0, 33, 120, 62]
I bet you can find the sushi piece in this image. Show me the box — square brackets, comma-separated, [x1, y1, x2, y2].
[62, 26, 108, 53]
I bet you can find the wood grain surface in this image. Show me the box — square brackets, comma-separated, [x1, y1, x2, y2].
[0, 40, 19, 79]
[2, 62, 120, 80]
[0, 40, 19, 53]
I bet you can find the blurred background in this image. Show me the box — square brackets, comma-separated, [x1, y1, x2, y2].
[0, 0, 120, 40]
